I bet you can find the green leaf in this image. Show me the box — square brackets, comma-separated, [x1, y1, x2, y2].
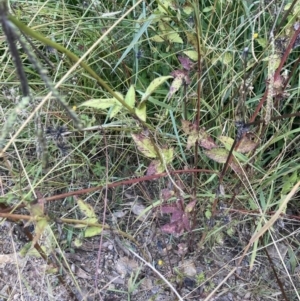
[205, 209, 212, 219]
[204, 148, 229, 164]
[204, 148, 243, 174]
[288, 246, 297, 273]
[125, 85, 135, 109]
[20, 244, 48, 258]
[167, 32, 183, 44]
[158, 0, 172, 13]
[282, 171, 299, 195]
[218, 136, 234, 150]
[76, 199, 103, 237]
[203, 6, 213, 12]
[84, 226, 102, 238]
[79, 98, 118, 109]
[151, 35, 165, 42]
[135, 102, 147, 121]
[32, 218, 48, 246]
[256, 38, 267, 48]
[77, 199, 96, 218]
[147, 96, 173, 109]
[108, 92, 125, 118]
[183, 50, 198, 61]
[161, 147, 174, 164]
[109, 103, 122, 119]
[141, 76, 172, 103]
[132, 133, 157, 158]
[183, 4, 194, 15]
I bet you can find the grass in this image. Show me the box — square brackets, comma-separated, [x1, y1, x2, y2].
[0, 0, 300, 300]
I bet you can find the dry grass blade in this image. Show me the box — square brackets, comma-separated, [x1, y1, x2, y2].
[239, 181, 300, 269]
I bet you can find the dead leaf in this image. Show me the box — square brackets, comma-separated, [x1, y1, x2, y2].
[178, 56, 193, 71]
[0, 254, 17, 265]
[132, 132, 157, 158]
[112, 210, 128, 218]
[161, 188, 175, 201]
[180, 259, 197, 277]
[115, 256, 140, 278]
[198, 128, 217, 149]
[146, 159, 164, 175]
[237, 136, 257, 153]
[131, 203, 147, 221]
[182, 120, 217, 150]
[73, 265, 92, 279]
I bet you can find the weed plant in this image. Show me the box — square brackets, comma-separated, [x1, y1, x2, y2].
[0, 0, 299, 300]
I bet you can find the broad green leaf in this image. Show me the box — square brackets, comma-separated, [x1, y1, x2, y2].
[256, 38, 267, 48]
[77, 199, 102, 237]
[204, 148, 243, 174]
[219, 136, 256, 153]
[158, 21, 166, 31]
[158, 0, 172, 13]
[141, 76, 172, 103]
[32, 218, 48, 246]
[183, 4, 194, 15]
[203, 6, 213, 12]
[108, 92, 124, 118]
[135, 102, 147, 121]
[125, 85, 135, 109]
[161, 147, 173, 164]
[211, 56, 219, 65]
[132, 133, 157, 158]
[204, 148, 229, 164]
[109, 103, 122, 119]
[84, 226, 102, 238]
[205, 209, 212, 219]
[77, 199, 96, 218]
[79, 98, 118, 109]
[167, 32, 183, 44]
[183, 50, 198, 61]
[151, 35, 165, 42]
[20, 244, 48, 258]
[218, 136, 234, 150]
